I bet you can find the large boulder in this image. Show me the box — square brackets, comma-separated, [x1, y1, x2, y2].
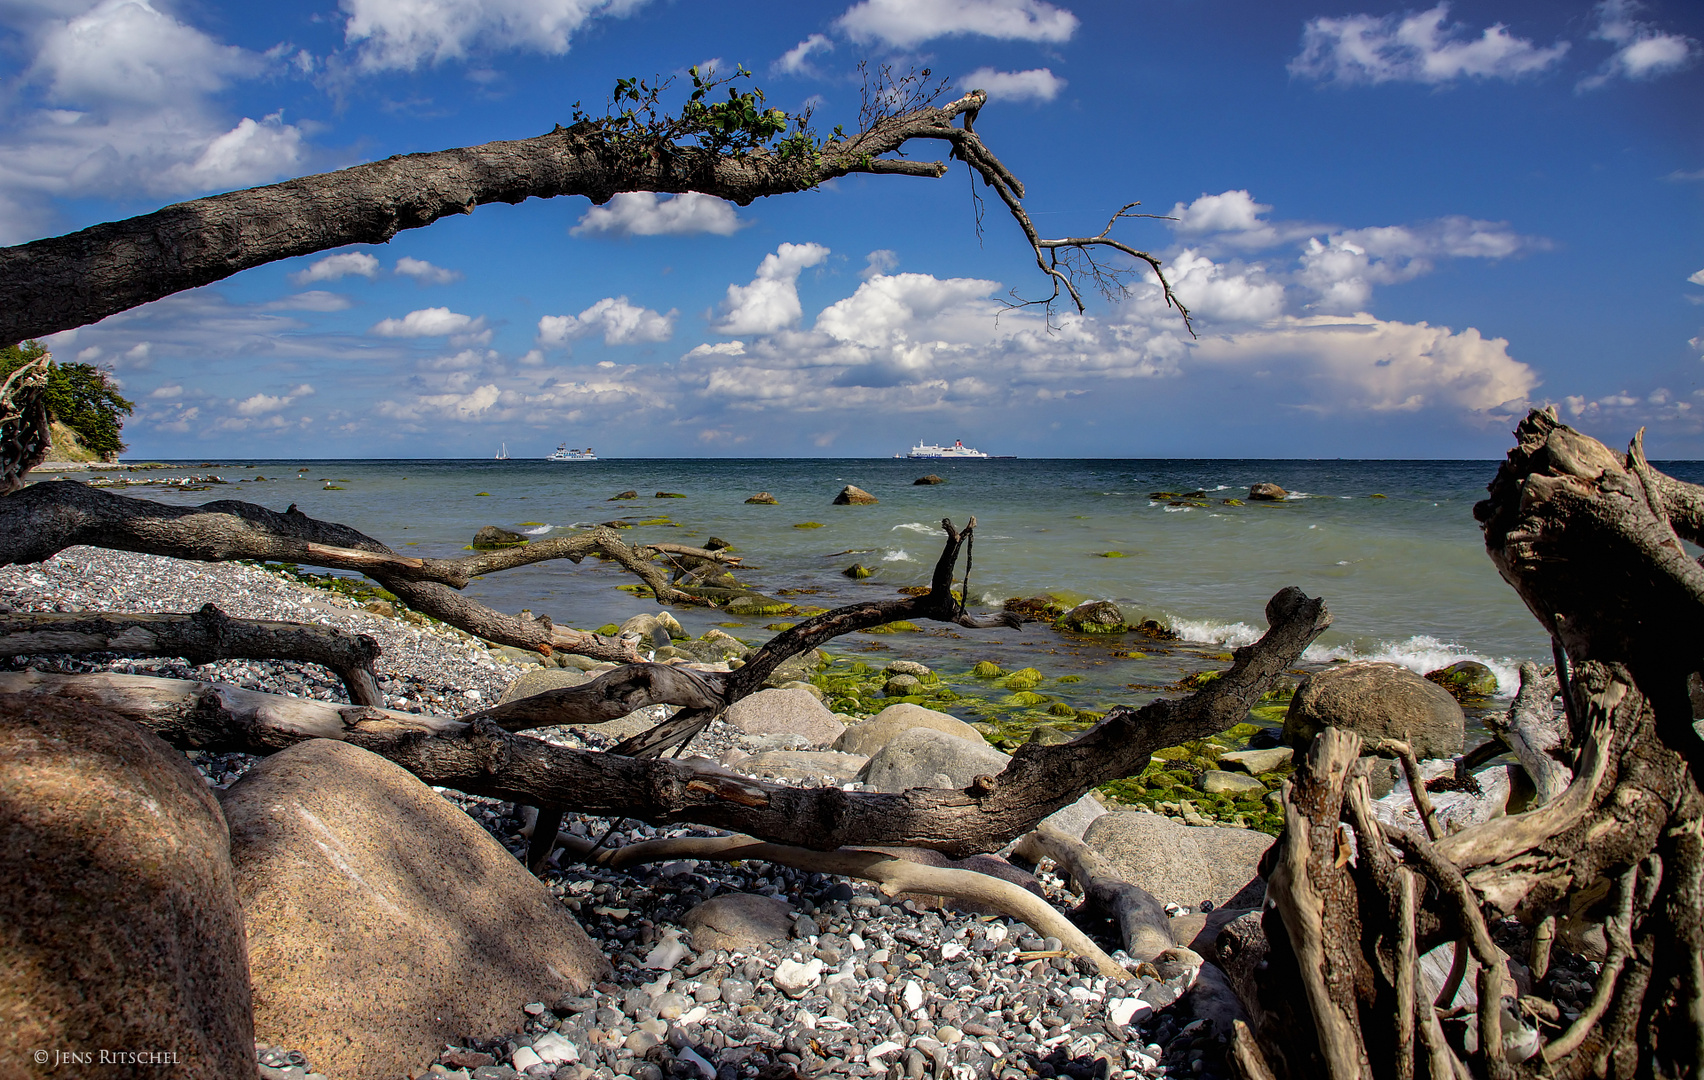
[1247, 483, 1288, 501]
[738, 750, 869, 783]
[1082, 811, 1274, 908]
[0, 695, 255, 1078]
[1283, 661, 1465, 759]
[860, 728, 1103, 837]
[834, 703, 988, 756]
[221, 739, 609, 1080]
[722, 687, 846, 746]
[620, 611, 685, 647]
[498, 666, 593, 705]
[832, 485, 879, 505]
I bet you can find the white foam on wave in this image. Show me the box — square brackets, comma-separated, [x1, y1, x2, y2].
[1163, 505, 1193, 513]
[1171, 618, 1264, 648]
[1301, 635, 1520, 696]
[882, 549, 915, 562]
[521, 525, 554, 536]
[892, 522, 943, 535]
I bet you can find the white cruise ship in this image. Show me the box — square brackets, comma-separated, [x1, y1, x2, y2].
[548, 444, 597, 461]
[905, 439, 989, 460]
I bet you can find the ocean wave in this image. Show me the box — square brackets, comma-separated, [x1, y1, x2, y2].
[892, 522, 944, 534]
[1163, 505, 1193, 513]
[1170, 618, 1264, 648]
[521, 525, 554, 536]
[882, 549, 915, 562]
[1301, 635, 1520, 696]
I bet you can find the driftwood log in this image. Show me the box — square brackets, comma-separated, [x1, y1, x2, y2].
[0, 581, 1326, 856]
[0, 603, 385, 707]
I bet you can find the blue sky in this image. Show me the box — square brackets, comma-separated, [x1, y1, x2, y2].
[3, 0, 1700, 459]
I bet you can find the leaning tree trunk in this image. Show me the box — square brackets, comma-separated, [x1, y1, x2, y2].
[1229, 409, 1704, 1080]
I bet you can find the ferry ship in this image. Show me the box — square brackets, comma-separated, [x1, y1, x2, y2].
[904, 439, 989, 460]
[548, 444, 597, 462]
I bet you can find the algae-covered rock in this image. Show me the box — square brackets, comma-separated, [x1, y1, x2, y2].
[913, 474, 945, 485]
[723, 594, 793, 617]
[843, 563, 873, 579]
[1425, 660, 1499, 699]
[885, 660, 932, 679]
[1000, 667, 1043, 691]
[745, 492, 779, 504]
[655, 491, 686, 498]
[1097, 551, 1126, 558]
[972, 660, 1003, 677]
[610, 490, 639, 500]
[1047, 702, 1077, 718]
[865, 620, 919, 634]
[472, 525, 528, 549]
[884, 674, 922, 697]
[1006, 691, 1049, 707]
[1247, 482, 1287, 501]
[595, 623, 621, 636]
[1004, 596, 1065, 622]
[793, 522, 825, 529]
[833, 485, 879, 505]
[1056, 600, 1126, 634]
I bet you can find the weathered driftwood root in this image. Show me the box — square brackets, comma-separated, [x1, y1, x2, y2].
[0, 584, 1325, 856]
[1012, 824, 1174, 961]
[1486, 662, 1572, 805]
[0, 355, 51, 496]
[0, 603, 384, 706]
[591, 832, 1130, 981]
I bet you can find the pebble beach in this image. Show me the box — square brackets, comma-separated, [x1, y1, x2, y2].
[0, 547, 1230, 1080]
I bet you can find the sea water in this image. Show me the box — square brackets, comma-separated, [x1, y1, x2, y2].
[59, 456, 1704, 719]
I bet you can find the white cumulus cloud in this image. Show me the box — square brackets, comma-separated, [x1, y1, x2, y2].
[1296, 218, 1540, 312]
[1290, 3, 1568, 85]
[775, 33, 833, 75]
[959, 66, 1066, 103]
[835, 0, 1078, 49]
[1578, 0, 1697, 90]
[371, 307, 486, 337]
[0, 0, 307, 241]
[394, 256, 462, 284]
[571, 192, 744, 237]
[236, 383, 315, 416]
[293, 252, 381, 284]
[340, 0, 654, 71]
[537, 297, 676, 347]
[1193, 313, 1537, 415]
[712, 242, 831, 335]
[1689, 268, 1704, 286]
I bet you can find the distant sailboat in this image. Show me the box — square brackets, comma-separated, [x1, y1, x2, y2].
[495, 443, 510, 460]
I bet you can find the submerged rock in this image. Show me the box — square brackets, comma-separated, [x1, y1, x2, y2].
[1284, 660, 1466, 759]
[833, 484, 879, 505]
[1247, 482, 1288, 501]
[1425, 660, 1499, 699]
[723, 593, 792, 617]
[744, 492, 779, 504]
[609, 489, 640, 500]
[913, 474, 946, 485]
[843, 563, 873, 579]
[471, 524, 527, 549]
[1056, 600, 1127, 633]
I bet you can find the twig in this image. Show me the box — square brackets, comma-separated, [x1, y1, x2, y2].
[1369, 738, 1442, 842]
[1394, 868, 1417, 1080]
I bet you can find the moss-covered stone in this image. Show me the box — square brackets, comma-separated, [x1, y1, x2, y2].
[1097, 551, 1126, 558]
[793, 522, 825, 529]
[999, 668, 1044, 691]
[1047, 702, 1077, 718]
[843, 563, 873, 579]
[596, 623, 621, 636]
[723, 594, 794, 617]
[765, 622, 798, 632]
[972, 661, 1003, 678]
[864, 621, 919, 634]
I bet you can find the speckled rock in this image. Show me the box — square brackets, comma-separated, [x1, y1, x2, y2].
[738, 750, 869, 783]
[833, 703, 988, 757]
[681, 893, 795, 951]
[1284, 661, 1465, 759]
[497, 666, 593, 705]
[722, 687, 846, 746]
[0, 694, 255, 1079]
[1083, 811, 1274, 908]
[221, 739, 609, 1080]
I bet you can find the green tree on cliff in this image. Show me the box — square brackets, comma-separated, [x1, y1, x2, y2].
[0, 341, 134, 458]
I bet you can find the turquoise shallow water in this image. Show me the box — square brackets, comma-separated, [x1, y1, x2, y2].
[59, 456, 1704, 718]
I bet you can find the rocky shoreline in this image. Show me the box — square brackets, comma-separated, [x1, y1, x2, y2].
[0, 547, 1594, 1080]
